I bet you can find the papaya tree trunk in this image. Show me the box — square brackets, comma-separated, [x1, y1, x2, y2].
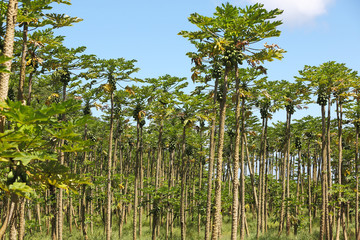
[0, 195, 16, 239]
[204, 77, 218, 240]
[211, 67, 229, 240]
[231, 65, 240, 240]
[335, 99, 342, 240]
[239, 97, 246, 240]
[180, 125, 187, 240]
[139, 123, 144, 237]
[106, 91, 114, 240]
[133, 119, 140, 240]
[0, 0, 18, 130]
[152, 120, 163, 240]
[17, 22, 28, 103]
[319, 103, 329, 240]
[18, 197, 25, 240]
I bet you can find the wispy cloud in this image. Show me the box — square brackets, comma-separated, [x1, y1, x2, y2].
[245, 0, 335, 26]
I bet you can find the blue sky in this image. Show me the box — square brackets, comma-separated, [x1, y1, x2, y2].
[51, 0, 360, 122]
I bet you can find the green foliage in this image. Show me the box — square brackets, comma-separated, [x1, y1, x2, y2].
[0, 99, 92, 198]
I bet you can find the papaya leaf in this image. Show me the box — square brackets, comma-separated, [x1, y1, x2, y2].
[8, 182, 35, 198]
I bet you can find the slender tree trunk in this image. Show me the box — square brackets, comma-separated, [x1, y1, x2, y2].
[320, 103, 329, 240]
[81, 125, 89, 240]
[204, 77, 218, 240]
[166, 148, 175, 240]
[356, 120, 360, 240]
[18, 198, 25, 240]
[0, 0, 18, 130]
[285, 111, 292, 236]
[294, 149, 301, 235]
[9, 211, 17, 240]
[180, 125, 187, 240]
[36, 202, 42, 232]
[326, 97, 332, 240]
[0, 195, 16, 239]
[56, 82, 67, 240]
[244, 135, 258, 209]
[239, 97, 246, 240]
[307, 140, 312, 234]
[262, 120, 268, 234]
[18, 22, 28, 104]
[335, 100, 343, 240]
[198, 157, 203, 235]
[211, 67, 229, 240]
[278, 110, 291, 235]
[231, 66, 240, 240]
[26, 69, 36, 106]
[152, 120, 163, 240]
[139, 124, 144, 237]
[133, 119, 140, 240]
[257, 114, 268, 238]
[50, 185, 57, 240]
[118, 178, 129, 239]
[106, 92, 115, 240]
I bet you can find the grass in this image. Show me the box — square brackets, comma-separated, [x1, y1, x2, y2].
[24, 214, 355, 239]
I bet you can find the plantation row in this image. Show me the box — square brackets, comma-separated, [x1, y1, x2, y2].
[0, 1, 359, 240]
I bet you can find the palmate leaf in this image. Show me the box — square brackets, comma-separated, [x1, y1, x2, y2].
[0, 54, 12, 73]
[0, 151, 56, 166]
[0, 54, 12, 64]
[8, 182, 35, 198]
[44, 13, 83, 28]
[0, 101, 51, 124]
[60, 140, 93, 153]
[0, 99, 82, 125]
[0, 139, 18, 151]
[32, 161, 91, 194]
[50, 128, 82, 142]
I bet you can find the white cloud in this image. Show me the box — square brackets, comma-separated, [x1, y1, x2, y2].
[245, 0, 335, 26]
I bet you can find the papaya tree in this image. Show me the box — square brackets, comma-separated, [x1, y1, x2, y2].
[146, 74, 187, 240]
[83, 57, 138, 240]
[179, 3, 285, 239]
[15, 0, 81, 104]
[298, 61, 356, 240]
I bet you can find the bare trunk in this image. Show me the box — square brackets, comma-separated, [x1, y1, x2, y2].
[231, 66, 240, 240]
[307, 140, 312, 234]
[244, 135, 258, 209]
[0, 0, 18, 131]
[335, 100, 342, 240]
[239, 98, 246, 240]
[211, 67, 229, 240]
[133, 119, 140, 240]
[81, 125, 89, 240]
[26, 69, 35, 106]
[257, 115, 268, 238]
[17, 22, 28, 104]
[50, 185, 57, 240]
[286, 112, 292, 236]
[0, 195, 16, 239]
[294, 149, 301, 235]
[18, 198, 25, 240]
[152, 121, 163, 240]
[356, 121, 360, 240]
[279, 110, 291, 235]
[326, 97, 332, 240]
[204, 77, 218, 240]
[180, 125, 187, 240]
[320, 103, 329, 240]
[139, 124, 144, 237]
[106, 92, 114, 240]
